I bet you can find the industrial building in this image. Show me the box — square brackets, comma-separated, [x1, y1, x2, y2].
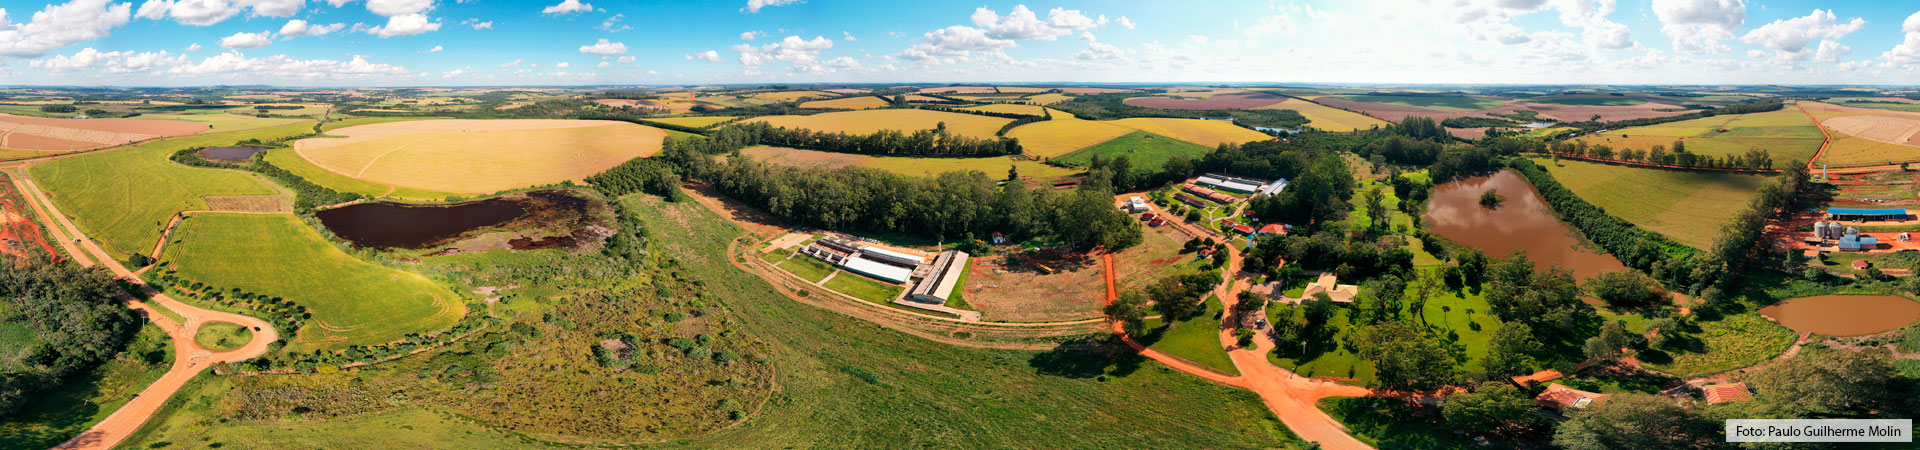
[908, 250, 970, 304]
[1827, 208, 1909, 222]
[800, 238, 928, 285]
[860, 246, 927, 267]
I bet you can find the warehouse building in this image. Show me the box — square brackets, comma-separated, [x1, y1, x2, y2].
[909, 250, 971, 304]
[1197, 173, 1266, 194]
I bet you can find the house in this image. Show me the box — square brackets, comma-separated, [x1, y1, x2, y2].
[1702, 382, 1752, 404]
[908, 250, 971, 304]
[1257, 223, 1286, 236]
[1536, 383, 1610, 413]
[990, 232, 1008, 245]
[1222, 219, 1241, 231]
[1232, 224, 1256, 235]
[1122, 195, 1151, 212]
[1853, 260, 1873, 270]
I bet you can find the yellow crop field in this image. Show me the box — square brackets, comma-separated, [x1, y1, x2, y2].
[743, 109, 1012, 139]
[800, 96, 890, 110]
[748, 90, 836, 102]
[1005, 118, 1136, 158]
[1028, 93, 1072, 105]
[738, 146, 1078, 179]
[293, 119, 666, 194]
[1109, 118, 1273, 147]
[961, 104, 1047, 116]
[1260, 98, 1389, 132]
[645, 116, 737, 127]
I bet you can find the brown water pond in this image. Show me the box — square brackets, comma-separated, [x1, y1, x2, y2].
[197, 145, 272, 162]
[318, 199, 527, 249]
[1425, 170, 1628, 280]
[1759, 295, 1920, 336]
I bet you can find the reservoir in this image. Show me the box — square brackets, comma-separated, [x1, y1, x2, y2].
[1424, 170, 1628, 280]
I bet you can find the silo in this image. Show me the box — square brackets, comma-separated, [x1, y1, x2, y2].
[1815, 221, 1828, 240]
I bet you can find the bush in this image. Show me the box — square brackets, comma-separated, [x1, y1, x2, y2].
[39, 104, 78, 113]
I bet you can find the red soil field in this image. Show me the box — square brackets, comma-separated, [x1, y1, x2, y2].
[0, 114, 207, 151]
[1122, 92, 1288, 110]
[1516, 101, 1694, 122]
[0, 174, 58, 260]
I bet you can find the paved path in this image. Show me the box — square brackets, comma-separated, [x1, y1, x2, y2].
[5, 164, 279, 450]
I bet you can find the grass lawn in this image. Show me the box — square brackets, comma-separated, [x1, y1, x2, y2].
[28, 121, 314, 259]
[194, 322, 253, 352]
[1269, 306, 1375, 384]
[1530, 157, 1772, 249]
[1638, 313, 1796, 378]
[1418, 281, 1498, 373]
[823, 272, 904, 302]
[0, 325, 170, 450]
[778, 255, 837, 283]
[162, 213, 463, 350]
[1140, 295, 1239, 376]
[1335, 94, 1503, 111]
[1054, 131, 1213, 172]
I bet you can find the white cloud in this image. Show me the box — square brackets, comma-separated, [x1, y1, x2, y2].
[1739, 9, 1864, 61]
[743, 0, 801, 14]
[365, 0, 432, 16]
[598, 13, 629, 32]
[1883, 11, 1920, 64]
[426, 45, 442, 53]
[1813, 39, 1849, 63]
[686, 50, 720, 62]
[825, 56, 858, 69]
[615, 55, 635, 63]
[740, 30, 763, 40]
[541, 0, 591, 15]
[972, 5, 1098, 41]
[167, 53, 412, 80]
[499, 58, 523, 67]
[365, 13, 440, 37]
[185, 43, 203, 52]
[31, 47, 187, 72]
[1073, 41, 1125, 60]
[843, 31, 857, 42]
[1908, 10, 1920, 34]
[733, 35, 834, 70]
[440, 67, 464, 78]
[555, 61, 569, 68]
[220, 31, 274, 49]
[1652, 0, 1746, 54]
[0, 0, 133, 57]
[460, 18, 491, 30]
[1117, 16, 1134, 30]
[578, 38, 627, 55]
[595, 61, 609, 68]
[279, 19, 345, 37]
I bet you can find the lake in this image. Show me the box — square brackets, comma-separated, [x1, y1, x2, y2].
[1424, 170, 1628, 280]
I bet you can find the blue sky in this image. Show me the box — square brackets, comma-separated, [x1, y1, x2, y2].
[1, 0, 1918, 86]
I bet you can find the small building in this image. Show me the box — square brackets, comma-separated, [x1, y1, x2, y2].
[1123, 196, 1150, 212]
[859, 246, 927, 268]
[1141, 212, 1158, 222]
[1257, 223, 1286, 236]
[1853, 260, 1873, 270]
[816, 236, 861, 253]
[1232, 224, 1255, 235]
[1147, 217, 1166, 227]
[802, 243, 852, 265]
[1175, 193, 1209, 208]
[1828, 208, 1910, 222]
[1197, 173, 1265, 194]
[1702, 382, 1752, 405]
[1257, 179, 1290, 197]
[1536, 383, 1610, 413]
[1802, 249, 1821, 260]
[908, 250, 970, 304]
[841, 255, 914, 284]
[990, 232, 1008, 245]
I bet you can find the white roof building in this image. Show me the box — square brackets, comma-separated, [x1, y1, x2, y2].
[841, 256, 914, 284]
[1197, 173, 1264, 193]
[859, 246, 927, 267]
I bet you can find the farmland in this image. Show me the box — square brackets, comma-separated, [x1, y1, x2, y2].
[1122, 92, 1288, 110]
[644, 116, 737, 127]
[0, 114, 209, 153]
[1005, 117, 1136, 157]
[960, 103, 1048, 116]
[161, 213, 463, 350]
[1800, 101, 1920, 166]
[743, 109, 1012, 140]
[27, 121, 313, 259]
[261, 148, 460, 199]
[799, 96, 890, 110]
[1571, 104, 1822, 169]
[1328, 94, 1503, 111]
[138, 113, 307, 132]
[1106, 117, 1273, 147]
[1526, 94, 1650, 106]
[294, 119, 667, 194]
[1055, 131, 1214, 171]
[1530, 157, 1771, 249]
[737, 146, 1078, 180]
[1258, 98, 1388, 132]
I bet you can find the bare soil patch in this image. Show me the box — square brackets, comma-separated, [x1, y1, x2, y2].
[1824, 115, 1920, 147]
[965, 248, 1105, 322]
[202, 195, 291, 213]
[0, 114, 207, 151]
[1122, 92, 1288, 110]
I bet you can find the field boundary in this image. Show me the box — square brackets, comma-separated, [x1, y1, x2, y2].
[1528, 152, 1783, 174]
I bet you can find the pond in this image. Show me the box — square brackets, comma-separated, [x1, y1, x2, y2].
[1424, 170, 1628, 280]
[317, 198, 527, 249]
[197, 145, 272, 162]
[1759, 295, 1920, 336]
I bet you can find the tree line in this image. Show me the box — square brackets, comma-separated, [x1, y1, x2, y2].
[1545, 139, 1775, 171]
[717, 120, 1022, 157]
[0, 258, 138, 415]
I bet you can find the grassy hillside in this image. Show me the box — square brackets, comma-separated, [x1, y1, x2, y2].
[1055, 131, 1214, 171]
[1530, 157, 1771, 249]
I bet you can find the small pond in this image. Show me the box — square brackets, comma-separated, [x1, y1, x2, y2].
[318, 199, 527, 249]
[198, 145, 272, 162]
[1424, 170, 1628, 280]
[1759, 295, 1920, 336]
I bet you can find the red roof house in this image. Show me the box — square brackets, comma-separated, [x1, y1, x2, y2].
[1702, 383, 1752, 404]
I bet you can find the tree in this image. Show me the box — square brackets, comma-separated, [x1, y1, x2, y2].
[1301, 294, 1336, 328]
[1479, 188, 1503, 208]
[1585, 270, 1663, 309]
[1483, 323, 1541, 382]
[1582, 320, 1631, 362]
[38, 104, 77, 113]
[1363, 186, 1387, 231]
[1743, 350, 1904, 417]
[1553, 394, 1716, 450]
[1348, 321, 1455, 391]
[1105, 291, 1150, 337]
[1442, 383, 1545, 434]
[1483, 251, 1591, 343]
[1234, 290, 1268, 323]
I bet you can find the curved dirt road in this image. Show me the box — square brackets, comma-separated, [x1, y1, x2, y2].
[4, 165, 279, 450]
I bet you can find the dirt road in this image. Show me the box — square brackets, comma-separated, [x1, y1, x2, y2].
[4, 164, 279, 450]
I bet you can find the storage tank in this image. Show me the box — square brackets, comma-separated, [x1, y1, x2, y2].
[1814, 221, 1828, 239]
[1846, 226, 1860, 238]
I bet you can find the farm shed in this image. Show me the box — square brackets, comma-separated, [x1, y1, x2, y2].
[1702, 382, 1752, 404]
[1535, 383, 1610, 413]
[1828, 208, 1910, 222]
[1197, 173, 1265, 194]
[841, 256, 914, 284]
[860, 246, 927, 267]
[1257, 179, 1290, 197]
[908, 250, 970, 304]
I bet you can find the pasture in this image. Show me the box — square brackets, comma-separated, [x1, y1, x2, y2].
[1055, 132, 1213, 171]
[643, 116, 737, 128]
[162, 213, 463, 350]
[1107, 118, 1273, 147]
[1530, 157, 1772, 249]
[737, 146, 1078, 180]
[1005, 117, 1136, 157]
[799, 96, 890, 110]
[28, 121, 313, 259]
[1139, 296, 1238, 375]
[294, 119, 666, 194]
[1258, 98, 1388, 132]
[1572, 105, 1822, 169]
[742, 109, 1012, 140]
[140, 112, 308, 131]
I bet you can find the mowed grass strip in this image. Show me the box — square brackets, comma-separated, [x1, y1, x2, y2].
[778, 255, 837, 283]
[29, 122, 314, 259]
[295, 119, 666, 194]
[1141, 296, 1239, 376]
[823, 272, 904, 302]
[1108, 117, 1274, 148]
[1258, 98, 1389, 132]
[1531, 157, 1771, 249]
[163, 213, 463, 349]
[1055, 131, 1212, 171]
[743, 109, 1012, 140]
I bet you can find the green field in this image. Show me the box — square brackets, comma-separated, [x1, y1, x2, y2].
[1140, 295, 1239, 376]
[1418, 278, 1498, 373]
[1269, 306, 1374, 384]
[823, 271, 904, 302]
[0, 325, 170, 450]
[1055, 131, 1213, 172]
[161, 213, 463, 350]
[778, 255, 837, 283]
[138, 113, 306, 132]
[1530, 157, 1772, 249]
[1335, 94, 1502, 111]
[28, 121, 315, 259]
[1526, 95, 1649, 106]
[1638, 313, 1796, 378]
[1572, 106, 1822, 169]
[195, 322, 254, 352]
[125, 194, 1300, 448]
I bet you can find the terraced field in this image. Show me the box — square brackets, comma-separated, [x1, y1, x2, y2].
[1572, 105, 1822, 169]
[744, 109, 1012, 140]
[1530, 157, 1772, 249]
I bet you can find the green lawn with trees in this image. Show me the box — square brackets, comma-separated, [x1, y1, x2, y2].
[1139, 295, 1238, 376]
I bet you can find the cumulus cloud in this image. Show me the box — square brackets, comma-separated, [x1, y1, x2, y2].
[498, 58, 522, 67]
[219, 31, 274, 49]
[743, 0, 801, 14]
[185, 43, 203, 52]
[0, 0, 133, 57]
[825, 56, 859, 69]
[365, 13, 440, 37]
[555, 61, 569, 68]
[460, 18, 491, 30]
[686, 50, 720, 61]
[733, 35, 833, 70]
[1652, 0, 1746, 54]
[615, 55, 635, 63]
[426, 45, 442, 53]
[971, 5, 1098, 41]
[365, 0, 433, 16]
[1073, 41, 1126, 60]
[1117, 16, 1134, 30]
[740, 30, 763, 40]
[1883, 11, 1920, 64]
[595, 61, 609, 68]
[1739, 9, 1864, 62]
[577, 38, 627, 55]
[541, 0, 591, 14]
[30, 47, 188, 72]
[1813, 39, 1849, 63]
[279, 19, 345, 37]
[843, 31, 857, 42]
[598, 13, 629, 32]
